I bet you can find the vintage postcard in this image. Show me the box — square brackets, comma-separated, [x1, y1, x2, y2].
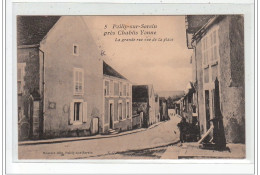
[16, 15, 246, 160]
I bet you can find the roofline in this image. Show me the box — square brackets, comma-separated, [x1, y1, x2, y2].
[40, 16, 62, 47]
[103, 74, 131, 83]
[191, 15, 220, 42]
[103, 60, 129, 81]
[17, 44, 40, 49]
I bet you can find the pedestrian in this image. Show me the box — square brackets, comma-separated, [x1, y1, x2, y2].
[177, 117, 188, 143]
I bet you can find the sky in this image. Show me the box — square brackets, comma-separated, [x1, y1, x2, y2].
[84, 16, 193, 91]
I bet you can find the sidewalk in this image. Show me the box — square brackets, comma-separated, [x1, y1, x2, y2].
[19, 128, 146, 146]
[161, 142, 245, 159]
[19, 121, 165, 146]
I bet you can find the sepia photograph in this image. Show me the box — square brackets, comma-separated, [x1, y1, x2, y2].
[16, 15, 245, 160]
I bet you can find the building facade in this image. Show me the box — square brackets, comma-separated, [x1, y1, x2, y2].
[186, 15, 245, 143]
[17, 16, 133, 140]
[181, 82, 197, 124]
[103, 61, 132, 133]
[17, 16, 60, 140]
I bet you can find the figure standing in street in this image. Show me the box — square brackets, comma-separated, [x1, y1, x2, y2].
[177, 117, 188, 143]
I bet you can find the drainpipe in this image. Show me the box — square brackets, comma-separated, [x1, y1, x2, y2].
[39, 49, 45, 138]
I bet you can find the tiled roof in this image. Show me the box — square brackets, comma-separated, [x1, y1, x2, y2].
[186, 15, 215, 33]
[103, 61, 127, 80]
[17, 16, 60, 46]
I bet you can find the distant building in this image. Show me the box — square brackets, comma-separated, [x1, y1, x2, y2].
[103, 61, 132, 133]
[180, 82, 197, 124]
[159, 97, 169, 121]
[154, 94, 160, 123]
[132, 85, 159, 127]
[17, 16, 132, 140]
[186, 15, 245, 143]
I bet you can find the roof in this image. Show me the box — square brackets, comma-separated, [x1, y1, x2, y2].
[103, 61, 127, 80]
[17, 16, 60, 46]
[186, 15, 215, 34]
[192, 16, 223, 41]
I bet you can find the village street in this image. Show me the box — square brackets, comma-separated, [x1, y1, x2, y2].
[19, 116, 181, 159]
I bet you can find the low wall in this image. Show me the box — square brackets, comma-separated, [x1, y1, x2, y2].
[114, 118, 132, 132]
[132, 114, 142, 129]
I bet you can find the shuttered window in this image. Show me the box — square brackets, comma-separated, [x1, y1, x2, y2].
[202, 28, 219, 67]
[17, 63, 26, 94]
[74, 68, 84, 95]
[110, 80, 114, 96]
[119, 82, 123, 96]
[114, 82, 119, 96]
[104, 81, 109, 96]
[123, 84, 126, 96]
[202, 36, 209, 66]
[202, 27, 219, 84]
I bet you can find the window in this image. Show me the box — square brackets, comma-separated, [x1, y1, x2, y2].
[74, 102, 81, 121]
[74, 68, 84, 95]
[119, 82, 123, 96]
[123, 84, 126, 96]
[114, 82, 119, 96]
[17, 63, 26, 94]
[73, 44, 79, 56]
[122, 101, 126, 119]
[204, 68, 209, 83]
[210, 31, 218, 62]
[202, 37, 209, 66]
[104, 80, 109, 96]
[118, 101, 123, 120]
[202, 27, 219, 84]
[126, 101, 130, 118]
[126, 84, 129, 96]
[202, 28, 219, 67]
[110, 80, 114, 96]
[70, 100, 87, 125]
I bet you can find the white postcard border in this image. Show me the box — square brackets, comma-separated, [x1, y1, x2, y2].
[5, 1, 256, 175]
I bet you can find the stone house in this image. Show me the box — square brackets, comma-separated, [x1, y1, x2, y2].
[17, 16, 132, 140]
[185, 15, 245, 143]
[103, 61, 132, 133]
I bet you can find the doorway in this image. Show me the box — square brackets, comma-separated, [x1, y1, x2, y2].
[109, 102, 113, 129]
[205, 90, 211, 130]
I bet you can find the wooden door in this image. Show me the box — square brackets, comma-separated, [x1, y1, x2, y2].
[205, 90, 211, 130]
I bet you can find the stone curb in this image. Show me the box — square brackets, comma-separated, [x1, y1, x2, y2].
[18, 128, 147, 146]
[19, 120, 166, 146]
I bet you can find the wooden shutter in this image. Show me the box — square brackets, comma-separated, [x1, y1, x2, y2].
[69, 102, 74, 125]
[83, 102, 88, 123]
